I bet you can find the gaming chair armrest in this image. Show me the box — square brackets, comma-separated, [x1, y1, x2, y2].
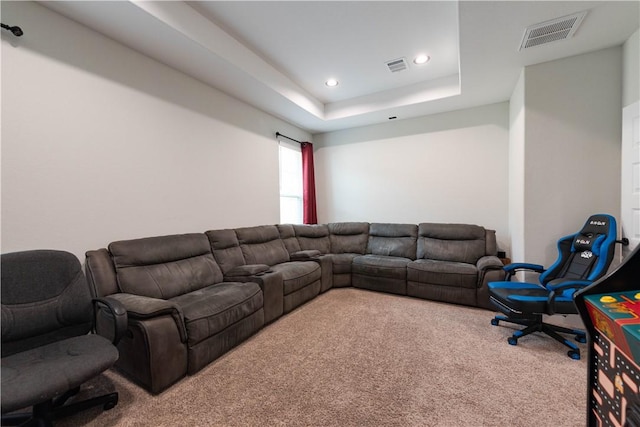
[503, 262, 545, 273]
[503, 263, 545, 281]
[93, 296, 128, 345]
[546, 280, 592, 315]
[547, 280, 591, 292]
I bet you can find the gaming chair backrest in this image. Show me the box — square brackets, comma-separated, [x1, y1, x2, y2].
[540, 214, 617, 285]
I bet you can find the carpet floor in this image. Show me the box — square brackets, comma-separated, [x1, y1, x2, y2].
[57, 288, 587, 426]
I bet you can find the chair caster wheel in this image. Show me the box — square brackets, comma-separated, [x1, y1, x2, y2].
[568, 350, 581, 360]
[507, 337, 518, 346]
[575, 335, 586, 343]
[104, 396, 118, 410]
[491, 318, 499, 326]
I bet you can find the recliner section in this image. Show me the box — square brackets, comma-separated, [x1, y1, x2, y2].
[209, 225, 322, 315]
[327, 222, 370, 287]
[85, 221, 504, 394]
[407, 223, 505, 309]
[86, 234, 265, 394]
[206, 227, 284, 324]
[352, 223, 418, 295]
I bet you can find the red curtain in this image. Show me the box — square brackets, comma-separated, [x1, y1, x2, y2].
[301, 142, 317, 224]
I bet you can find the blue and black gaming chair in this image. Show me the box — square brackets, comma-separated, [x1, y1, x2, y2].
[489, 214, 621, 360]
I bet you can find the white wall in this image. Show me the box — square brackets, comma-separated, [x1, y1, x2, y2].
[508, 70, 526, 263]
[314, 102, 510, 252]
[623, 29, 640, 107]
[0, 1, 310, 261]
[521, 47, 623, 267]
[1, 2, 632, 268]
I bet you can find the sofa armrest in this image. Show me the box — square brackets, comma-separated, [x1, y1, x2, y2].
[476, 255, 504, 271]
[475, 256, 510, 309]
[290, 250, 321, 261]
[224, 272, 284, 325]
[226, 264, 271, 277]
[93, 296, 128, 345]
[106, 293, 187, 343]
[85, 248, 119, 297]
[476, 255, 507, 289]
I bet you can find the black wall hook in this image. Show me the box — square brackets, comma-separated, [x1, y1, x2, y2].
[1, 23, 24, 37]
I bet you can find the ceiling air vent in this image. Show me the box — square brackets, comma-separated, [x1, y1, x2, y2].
[385, 57, 408, 73]
[519, 10, 588, 51]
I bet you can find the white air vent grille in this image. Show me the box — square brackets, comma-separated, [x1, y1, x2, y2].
[385, 58, 408, 73]
[519, 11, 587, 51]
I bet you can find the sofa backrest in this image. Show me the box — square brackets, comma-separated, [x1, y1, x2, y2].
[205, 229, 246, 275]
[293, 224, 331, 254]
[328, 222, 370, 254]
[108, 233, 222, 299]
[366, 223, 418, 259]
[277, 224, 301, 254]
[235, 225, 290, 266]
[417, 223, 488, 264]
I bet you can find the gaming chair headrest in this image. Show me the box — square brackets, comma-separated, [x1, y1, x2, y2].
[572, 214, 615, 257]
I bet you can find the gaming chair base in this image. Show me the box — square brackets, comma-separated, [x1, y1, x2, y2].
[491, 314, 586, 360]
[1, 387, 118, 427]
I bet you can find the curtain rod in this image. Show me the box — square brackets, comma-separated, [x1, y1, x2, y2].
[275, 132, 303, 145]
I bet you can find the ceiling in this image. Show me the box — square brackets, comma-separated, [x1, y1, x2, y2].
[40, 1, 639, 134]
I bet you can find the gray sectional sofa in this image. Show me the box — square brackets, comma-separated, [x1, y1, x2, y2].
[85, 222, 504, 394]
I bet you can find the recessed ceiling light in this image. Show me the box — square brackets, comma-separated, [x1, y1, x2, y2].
[325, 78, 339, 87]
[413, 54, 430, 65]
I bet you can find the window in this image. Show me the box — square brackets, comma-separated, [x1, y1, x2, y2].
[279, 142, 303, 224]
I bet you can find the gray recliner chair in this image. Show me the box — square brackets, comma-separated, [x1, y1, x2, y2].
[1, 250, 126, 426]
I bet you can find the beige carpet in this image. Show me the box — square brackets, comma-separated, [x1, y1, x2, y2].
[58, 288, 587, 426]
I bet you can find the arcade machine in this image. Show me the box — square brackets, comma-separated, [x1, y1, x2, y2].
[575, 245, 640, 426]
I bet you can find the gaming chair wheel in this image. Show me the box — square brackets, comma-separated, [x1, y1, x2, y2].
[103, 394, 118, 410]
[491, 318, 499, 326]
[507, 337, 518, 346]
[575, 335, 586, 344]
[568, 350, 581, 360]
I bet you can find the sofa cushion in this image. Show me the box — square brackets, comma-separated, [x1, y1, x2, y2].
[407, 259, 478, 289]
[205, 229, 245, 275]
[352, 255, 410, 279]
[270, 262, 321, 295]
[236, 226, 290, 266]
[109, 234, 222, 299]
[417, 223, 486, 264]
[329, 222, 369, 254]
[277, 224, 301, 254]
[293, 224, 331, 254]
[367, 223, 418, 260]
[328, 253, 360, 274]
[170, 282, 263, 346]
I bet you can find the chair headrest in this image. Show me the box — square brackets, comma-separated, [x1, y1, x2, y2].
[572, 214, 614, 257]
